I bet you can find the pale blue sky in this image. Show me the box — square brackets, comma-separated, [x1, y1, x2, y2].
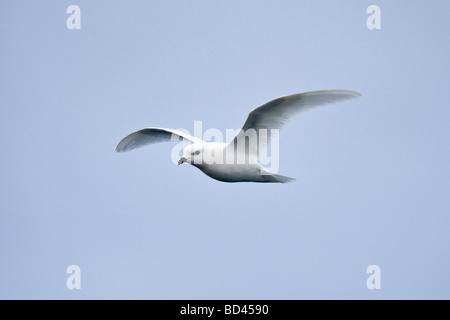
[1, 1, 449, 299]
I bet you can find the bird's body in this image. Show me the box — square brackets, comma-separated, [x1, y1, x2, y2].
[116, 90, 361, 183]
[197, 162, 265, 183]
[186, 147, 292, 183]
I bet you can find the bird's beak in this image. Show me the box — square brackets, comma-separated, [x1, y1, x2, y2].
[178, 157, 187, 165]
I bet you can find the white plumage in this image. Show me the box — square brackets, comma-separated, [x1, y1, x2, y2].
[116, 90, 361, 183]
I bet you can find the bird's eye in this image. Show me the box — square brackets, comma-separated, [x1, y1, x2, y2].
[194, 150, 200, 156]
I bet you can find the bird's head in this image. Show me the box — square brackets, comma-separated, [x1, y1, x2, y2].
[178, 144, 203, 166]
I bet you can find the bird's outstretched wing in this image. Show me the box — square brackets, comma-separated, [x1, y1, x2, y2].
[229, 90, 361, 156]
[116, 127, 201, 152]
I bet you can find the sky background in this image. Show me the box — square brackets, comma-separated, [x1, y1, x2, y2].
[0, 1, 449, 299]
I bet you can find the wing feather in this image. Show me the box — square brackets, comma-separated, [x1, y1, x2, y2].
[116, 127, 201, 152]
[230, 90, 361, 156]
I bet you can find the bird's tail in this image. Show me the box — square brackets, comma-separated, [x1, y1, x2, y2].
[263, 173, 296, 183]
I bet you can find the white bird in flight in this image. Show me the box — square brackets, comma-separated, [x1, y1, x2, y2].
[116, 90, 361, 183]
